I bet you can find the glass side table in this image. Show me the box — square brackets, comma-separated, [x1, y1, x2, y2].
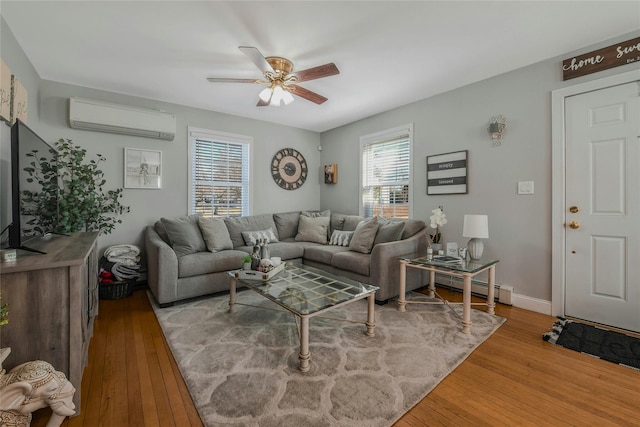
[398, 255, 499, 334]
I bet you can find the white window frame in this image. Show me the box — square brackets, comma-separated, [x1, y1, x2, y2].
[187, 127, 253, 217]
[359, 123, 414, 218]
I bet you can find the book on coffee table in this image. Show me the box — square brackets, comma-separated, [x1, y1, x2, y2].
[431, 255, 462, 264]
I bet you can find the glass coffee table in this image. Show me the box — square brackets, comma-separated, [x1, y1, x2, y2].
[228, 262, 379, 372]
[399, 255, 499, 334]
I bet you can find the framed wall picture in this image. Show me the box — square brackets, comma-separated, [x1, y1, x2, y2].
[12, 76, 28, 124]
[426, 150, 468, 195]
[324, 163, 338, 184]
[0, 59, 11, 123]
[124, 148, 162, 189]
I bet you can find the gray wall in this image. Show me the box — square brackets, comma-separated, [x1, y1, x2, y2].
[1, 17, 321, 257]
[319, 31, 640, 302]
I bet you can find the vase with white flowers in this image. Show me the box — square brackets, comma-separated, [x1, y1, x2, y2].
[429, 206, 447, 250]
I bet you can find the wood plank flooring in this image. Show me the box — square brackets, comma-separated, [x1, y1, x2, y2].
[31, 287, 639, 426]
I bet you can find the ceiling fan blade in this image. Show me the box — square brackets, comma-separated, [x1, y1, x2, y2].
[239, 46, 274, 75]
[256, 98, 270, 107]
[291, 63, 339, 83]
[207, 77, 261, 83]
[289, 84, 328, 104]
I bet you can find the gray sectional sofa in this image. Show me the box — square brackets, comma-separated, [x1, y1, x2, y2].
[145, 210, 429, 306]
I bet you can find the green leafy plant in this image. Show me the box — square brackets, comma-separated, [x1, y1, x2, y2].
[243, 255, 252, 263]
[21, 138, 130, 235]
[0, 292, 8, 326]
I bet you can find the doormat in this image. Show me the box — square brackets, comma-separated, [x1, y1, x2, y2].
[543, 317, 640, 370]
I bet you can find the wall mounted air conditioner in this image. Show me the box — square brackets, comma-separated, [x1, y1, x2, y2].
[69, 97, 176, 141]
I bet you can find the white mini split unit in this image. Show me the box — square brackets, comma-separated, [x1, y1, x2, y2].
[69, 97, 176, 141]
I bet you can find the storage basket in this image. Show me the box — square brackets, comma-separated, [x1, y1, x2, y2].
[99, 279, 136, 300]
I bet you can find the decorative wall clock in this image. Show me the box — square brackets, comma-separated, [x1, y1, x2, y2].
[271, 148, 308, 190]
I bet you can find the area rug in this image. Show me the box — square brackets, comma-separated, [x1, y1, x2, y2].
[543, 317, 640, 370]
[150, 291, 505, 426]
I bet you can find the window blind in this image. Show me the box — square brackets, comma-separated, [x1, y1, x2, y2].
[361, 135, 411, 219]
[190, 135, 250, 218]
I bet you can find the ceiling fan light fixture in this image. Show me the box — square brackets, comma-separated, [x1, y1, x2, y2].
[282, 89, 294, 105]
[259, 86, 272, 102]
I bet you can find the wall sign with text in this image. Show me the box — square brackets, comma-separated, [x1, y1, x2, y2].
[562, 37, 640, 81]
[426, 150, 468, 195]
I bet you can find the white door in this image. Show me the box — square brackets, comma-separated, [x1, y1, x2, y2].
[565, 81, 640, 333]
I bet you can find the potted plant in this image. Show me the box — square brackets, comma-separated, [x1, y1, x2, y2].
[22, 139, 129, 234]
[429, 206, 447, 251]
[242, 255, 252, 270]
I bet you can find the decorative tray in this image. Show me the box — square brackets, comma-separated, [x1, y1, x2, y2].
[235, 262, 285, 281]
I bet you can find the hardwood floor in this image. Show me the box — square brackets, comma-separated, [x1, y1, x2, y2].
[31, 287, 639, 426]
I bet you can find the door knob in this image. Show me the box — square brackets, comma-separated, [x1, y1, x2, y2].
[569, 206, 579, 213]
[569, 221, 580, 229]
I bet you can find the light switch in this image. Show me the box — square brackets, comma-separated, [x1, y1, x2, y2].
[518, 181, 534, 195]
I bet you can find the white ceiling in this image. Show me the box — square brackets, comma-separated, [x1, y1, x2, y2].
[2, 1, 639, 132]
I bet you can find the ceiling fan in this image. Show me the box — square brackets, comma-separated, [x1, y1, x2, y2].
[207, 46, 340, 107]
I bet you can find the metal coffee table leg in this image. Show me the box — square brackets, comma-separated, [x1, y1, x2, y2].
[299, 316, 310, 372]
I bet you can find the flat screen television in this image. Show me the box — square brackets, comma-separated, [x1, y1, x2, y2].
[9, 119, 59, 253]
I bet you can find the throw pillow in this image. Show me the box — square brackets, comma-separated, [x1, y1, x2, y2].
[301, 209, 331, 218]
[301, 209, 331, 240]
[349, 217, 380, 254]
[295, 215, 330, 244]
[160, 215, 207, 257]
[241, 228, 279, 246]
[373, 218, 405, 245]
[198, 217, 233, 252]
[329, 230, 354, 247]
[273, 211, 301, 240]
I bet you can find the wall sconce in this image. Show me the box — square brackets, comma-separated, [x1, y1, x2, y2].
[487, 115, 506, 146]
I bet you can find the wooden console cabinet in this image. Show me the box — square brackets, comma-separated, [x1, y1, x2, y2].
[0, 232, 99, 414]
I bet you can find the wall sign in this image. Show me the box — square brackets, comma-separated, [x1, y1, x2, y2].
[0, 59, 11, 123]
[426, 150, 468, 195]
[562, 37, 640, 81]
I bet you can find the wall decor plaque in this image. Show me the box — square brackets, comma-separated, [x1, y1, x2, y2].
[426, 150, 468, 195]
[562, 37, 640, 81]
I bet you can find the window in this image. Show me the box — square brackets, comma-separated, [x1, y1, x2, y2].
[360, 124, 413, 219]
[188, 127, 252, 218]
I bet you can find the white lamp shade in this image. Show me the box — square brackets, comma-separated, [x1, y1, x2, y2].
[463, 215, 489, 239]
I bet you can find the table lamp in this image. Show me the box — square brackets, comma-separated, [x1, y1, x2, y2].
[463, 214, 489, 260]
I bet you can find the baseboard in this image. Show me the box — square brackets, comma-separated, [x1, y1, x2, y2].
[434, 273, 552, 315]
[512, 294, 552, 315]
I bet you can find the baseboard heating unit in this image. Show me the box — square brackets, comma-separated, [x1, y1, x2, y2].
[434, 273, 513, 305]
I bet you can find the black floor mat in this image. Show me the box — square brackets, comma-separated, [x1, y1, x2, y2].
[543, 317, 640, 370]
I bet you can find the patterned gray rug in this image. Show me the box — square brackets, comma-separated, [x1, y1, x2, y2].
[150, 290, 505, 426]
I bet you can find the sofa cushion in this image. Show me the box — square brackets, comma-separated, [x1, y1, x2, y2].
[160, 215, 207, 257]
[329, 229, 354, 247]
[154, 220, 170, 244]
[225, 214, 278, 248]
[198, 217, 233, 252]
[273, 211, 300, 240]
[332, 251, 371, 277]
[304, 245, 350, 265]
[295, 215, 330, 244]
[402, 219, 426, 239]
[349, 217, 379, 254]
[177, 250, 248, 278]
[373, 218, 405, 245]
[241, 228, 279, 246]
[330, 212, 346, 233]
[342, 215, 365, 231]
